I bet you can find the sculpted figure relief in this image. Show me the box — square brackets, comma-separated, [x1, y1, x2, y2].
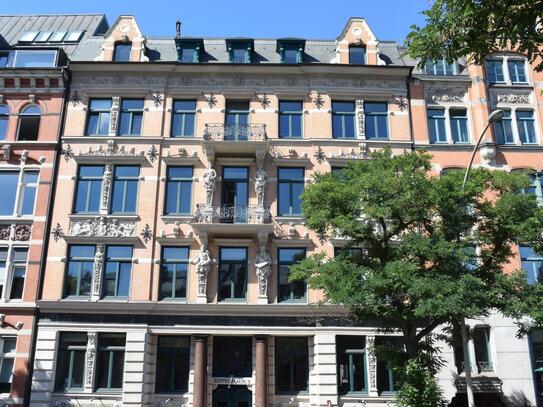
[202, 165, 217, 206]
[254, 246, 272, 296]
[192, 245, 213, 296]
[254, 168, 268, 207]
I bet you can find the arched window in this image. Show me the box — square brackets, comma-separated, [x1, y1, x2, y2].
[17, 105, 41, 141]
[113, 42, 132, 62]
[0, 105, 8, 140]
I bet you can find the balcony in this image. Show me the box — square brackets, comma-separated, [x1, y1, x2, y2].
[202, 124, 268, 163]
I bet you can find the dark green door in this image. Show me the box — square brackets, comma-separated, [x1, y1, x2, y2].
[212, 385, 251, 407]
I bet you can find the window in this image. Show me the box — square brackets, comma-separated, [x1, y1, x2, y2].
[427, 108, 447, 143]
[365, 102, 388, 139]
[278, 167, 304, 216]
[517, 172, 543, 199]
[110, 166, 139, 214]
[337, 336, 367, 394]
[0, 52, 9, 68]
[508, 60, 527, 83]
[277, 40, 305, 64]
[17, 105, 41, 141]
[424, 59, 456, 75]
[118, 99, 143, 136]
[64, 245, 95, 298]
[96, 333, 126, 390]
[283, 46, 301, 64]
[159, 247, 189, 300]
[349, 46, 366, 64]
[517, 110, 537, 144]
[334, 247, 363, 258]
[19, 31, 39, 42]
[180, 46, 197, 63]
[103, 246, 132, 298]
[0, 105, 8, 140]
[473, 326, 492, 373]
[279, 101, 303, 138]
[486, 59, 505, 83]
[49, 32, 67, 42]
[35, 31, 52, 42]
[227, 40, 252, 64]
[450, 109, 469, 143]
[155, 336, 190, 393]
[55, 333, 87, 391]
[0, 337, 16, 393]
[74, 166, 104, 214]
[521, 246, 543, 285]
[225, 101, 250, 140]
[332, 101, 356, 139]
[13, 50, 57, 67]
[278, 248, 306, 302]
[8, 248, 27, 300]
[218, 247, 247, 301]
[0, 170, 38, 216]
[275, 337, 308, 394]
[0, 249, 6, 298]
[86, 99, 111, 136]
[494, 110, 514, 144]
[65, 31, 83, 42]
[165, 167, 193, 215]
[113, 42, 132, 62]
[213, 336, 252, 377]
[376, 337, 402, 394]
[171, 100, 196, 137]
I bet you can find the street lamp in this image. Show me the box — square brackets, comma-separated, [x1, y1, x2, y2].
[460, 109, 504, 407]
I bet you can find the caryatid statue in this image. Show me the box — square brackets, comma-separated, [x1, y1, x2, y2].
[202, 165, 217, 206]
[254, 246, 272, 297]
[254, 168, 268, 207]
[192, 245, 213, 296]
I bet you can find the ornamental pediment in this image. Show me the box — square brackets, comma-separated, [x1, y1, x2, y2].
[62, 139, 152, 164]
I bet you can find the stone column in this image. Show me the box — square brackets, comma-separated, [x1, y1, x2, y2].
[193, 336, 208, 407]
[255, 336, 269, 407]
[84, 332, 97, 392]
[366, 335, 379, 397]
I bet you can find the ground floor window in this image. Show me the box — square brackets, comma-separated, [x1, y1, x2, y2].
[96, 333, 126, 390]
[213, 336, 252, 377]
[275, 337, 309, 394]
[337, 335, 367, 395]
[376, 336, 402, 394]
[0, 337, 16, 393]
[55, 333, 87, 391]
[155, 336, 190, 393]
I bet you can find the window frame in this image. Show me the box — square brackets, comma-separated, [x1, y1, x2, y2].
[95, 333, 126, 391]
[336, 335, 368, 395]
[277, 167, 304, 217]
[427, 108, 447, 144]
[218, 247, 248, 302]
[507, 59, 528, 84]
[332, 101, 356, 139]
[485, 59, 506, 84]
[63, 245, 95, 299]
[449, 108, 470, 144]
[278, 100, 303, 139]
[159, 247, 190, 301]
[54, 332, 87, 392]
[102, 246, 133, 299]
[0, 245, 29, 301]
[171, 100, 197, 138]
[349, 45, 366, 65]
[73, 165, 104, 214]
[155, 336, 191, 393]
[0, 105, 9, 140]
[17, 105, 41, 141]
[110, 165, 140, 215]
[277, 247, 307, 303]
[0, 169, 39, 217]
[113, 42, 132, 62]
[274, 337, 309, 395]
[473, 326, 493, 373]
[85, 99, 112, 137]
[424, 59, 457, 75]
[0, 336, 16, 394]
[364, 102, 389, 140]
[118, 99, 144, 136]
[520, 245, 543, 285]
[164, 166, 193, 215]
[516, 110, 537, 145]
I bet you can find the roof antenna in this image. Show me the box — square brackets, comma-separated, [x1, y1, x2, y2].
[176, 20, 181, 38]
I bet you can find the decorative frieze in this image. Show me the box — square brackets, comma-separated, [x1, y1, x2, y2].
[192, 245, 214, 303]
[101, 165, 113, 212]
[85, 332, 97, 389]
[92, 245, 105, 300]
[0, 224, 31, 241]
[69, 216, 135, 238]
[366, 335, 378, 395]
[254, 246, 272, 303]
[428, 92, 465, 104]
[496, 93, 530, 104]
[109, 96, 120, 136]
[356, 99, 365, 138]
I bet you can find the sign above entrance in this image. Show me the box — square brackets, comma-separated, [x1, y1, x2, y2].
[212, 377, 253, 386]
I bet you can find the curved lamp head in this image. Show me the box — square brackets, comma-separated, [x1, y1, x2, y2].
[488, 109, 505, 123]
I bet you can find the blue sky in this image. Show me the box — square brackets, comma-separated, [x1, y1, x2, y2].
[1, 0, 430, 41]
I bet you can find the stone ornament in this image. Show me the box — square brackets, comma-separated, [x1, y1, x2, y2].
[496, 94, 530, 104]
[202, 165, 218, 206]
[85, 332, 97, 387]
[69, 216, 135, 238]
[92, 245, 105, 297]
[356, 99, 365, 138]
[14, 225, 31, 241]
[0, 225, 11, 240]
[254, 168, 268, 207]
[80, 139, 144, 158]
[366, 336, 377, 389]
[0, 224, 31, 241]
[109, 96, 120, 135]
[192, 245, 213, 296]
[254, 246, 272, 297]
[429, 93, 465, 104]
[101, 165, 113, 212]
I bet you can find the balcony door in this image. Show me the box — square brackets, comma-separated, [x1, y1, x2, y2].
[225, 101, 249, 140]
[221, 167, 248, 223]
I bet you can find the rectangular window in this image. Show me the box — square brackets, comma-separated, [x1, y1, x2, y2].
[64, 245, 95, 298]
[424, 59, 456, 75]
[218, 247, 247, 301]
[13, 50, 57, 67]
[180, 47, 197, 63]
[427, 108, 447, 143]
[74, 166, 104, 214]
[159, 247, 189, 300]
[231, 45, 249, 63]
[9, 247, 27, 300]
[279, 101, 303, 139]
[155, 336, 190, 393]
[86, 99, 111, 136]
[332, 101, 356, 139]
[0, 106, 8, 140]
[485, 59, 505, 83]
[376, 337, 402, 394]
[450, 109, 469, 143]
[20, 171, 38, 216]
[0, 249, 7, 298]
[365, 102, 389, 139]
[0, 172, 19, 216]
[521, 246, 543, 285]
[118, 99, 144, 136]
[278, 167, 304, 216]
[494, 110, 514, 144]
[171, 100, 196, 137]
[278, 248, 306, 302]
[337, 336, 367, 394]
[165, 167, 193, 215]
[275, 337, 309, 394]
[103, 246, 132, 298]
[0, 337, 16, 393]
[96, 333, 126, 390]
[517, 110, 537, 144]
[473, 326, 492, 373]
[110, 166, 139, 214]
[508, 60, 527, 83]
[349, 46, 366, 64]
[55, 332, 87, 391]
[113, 43, 132, 62]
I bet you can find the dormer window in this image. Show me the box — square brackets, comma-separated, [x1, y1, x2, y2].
[277, 39, 305, 64]
[349, 45, 366, 64]
[113, 42, 132, 62]
[226, 39, 253, 64]
[424, 59, 457, 75]
[175, 39, 204, 63]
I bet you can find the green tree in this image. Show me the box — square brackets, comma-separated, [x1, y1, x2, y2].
[290, 149, 543, 406]
[405, 0, 543, 71]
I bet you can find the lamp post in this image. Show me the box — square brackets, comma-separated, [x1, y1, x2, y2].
[460, 109, 504, 407]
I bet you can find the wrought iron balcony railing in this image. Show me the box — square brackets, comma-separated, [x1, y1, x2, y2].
[203, 123, 267, 141]
[193, 204, 271, 224]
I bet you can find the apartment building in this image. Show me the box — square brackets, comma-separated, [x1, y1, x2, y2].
[19, 14, 543, 407]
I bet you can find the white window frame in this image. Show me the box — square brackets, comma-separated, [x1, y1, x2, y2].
[426, 105, 472, 145]
[0, 244, 29, 302]
[0, 167, 40, 218]
[486, 55, 531, 86]
[494, 108, 540, 146]
[0, 336, 17, 394]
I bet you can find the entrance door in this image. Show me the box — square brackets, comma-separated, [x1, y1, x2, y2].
[221, 167, 248, 223]
[212, 385, 252, 407]
[225, 101, 249, 140]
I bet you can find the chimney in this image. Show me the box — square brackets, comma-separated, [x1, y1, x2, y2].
[176, 20, 182, 38]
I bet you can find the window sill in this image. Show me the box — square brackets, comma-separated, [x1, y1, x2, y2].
[159, 298, 188, 303]
[277, 300, 308, 305]
[218, 299, 247, 304]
